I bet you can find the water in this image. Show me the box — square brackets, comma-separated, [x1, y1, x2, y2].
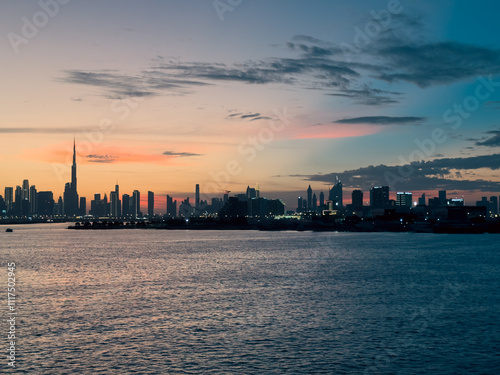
[1, 223, 499, 374]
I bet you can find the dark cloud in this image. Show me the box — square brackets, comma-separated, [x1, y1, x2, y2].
[86, 154, 115, 163]
[60, 24, 500, 104]
[60, 69, 209, 98]
[476, 131, 500, 147]
[334, 116, 425, 125]
[227, 112, 273, 121]
[163, 151, 202, 157]
[374, 41, 500, 87]
[302, 154, 500, 192]
[328, 86, 402, 105]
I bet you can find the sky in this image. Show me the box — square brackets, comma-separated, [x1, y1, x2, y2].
[2, 0, 500, 210]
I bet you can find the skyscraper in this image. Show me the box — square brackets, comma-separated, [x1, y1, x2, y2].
[370, 186, 390, 209]
[64, 139, 79, 216]
[297, 196, 303, 213]
[110, 191, 119, 217]
[22, 179, 29, 200]
[307, 185, 312, 211]
[319, 191, 325, 207]
[29, 185, 37, 214]
[328, 177, 343, 208]
[166, 195, 177, 217]
[148, 191, 155, 217]
[439, 190, 447, 206]
[132, 190, 141, 218]
[37, 191, 54, 216]
[195, 184, 200, 210]
[396, 192, 413, 207]
[80, 197, 87, 216]
[122, 194, 130, 217]
[4, 187, 13, 214]
[352, 190, 363, 209]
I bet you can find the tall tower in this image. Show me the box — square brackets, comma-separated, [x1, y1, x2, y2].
[72, 138, 77, 192]
[307, 185, 312, 211]
[64, 138, 79, 216]
[195, 184, 200, 210]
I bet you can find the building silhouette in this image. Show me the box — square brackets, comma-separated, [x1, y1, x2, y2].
[148, 191, 155, 217]
[352, 190, 363, 209]
[307, 185, 312, 211]
[396, 192, 413, 207]
[132, 190, 141, 218]
[370, 186, 389, 209]
[37, 191, 54, 216]
[63, 140, 79, 216]
[166, 195, 177, 217]
[329, 177, 343, 208]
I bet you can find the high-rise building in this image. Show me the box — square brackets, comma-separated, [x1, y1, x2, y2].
[110, 191, 119, 217]
[22, 179, 29, 200]
[297, 196, 303, 213]
[246, 186, 257, 199]
[29, 185, 37, 214]
[319, 191, 325, 207]
[166, 195, 177, 217]
[132, 190, 141, 218]
[148, 191, 155, 217]
[418, 193, 426, 206]
[352, 190, 363, 209]
[439, 190, 447, 206]
[4, 187, 13, 214]
[64, 139, 79, 216]
[490, 196, 498, 216]
[57, 196, 64, 215]
[122, 194, 130, 217]
[312, 193, 317, 211]
[80, 197, 87, 216]
[370, 186, 389, 209]
[307, 185, 312, 211]
[37, 191, 54, 216]
[14, 185, 23, 216]
[195, 184, 200, 210]
[396, 192, 413, 207]
[329, 177, 343, 208]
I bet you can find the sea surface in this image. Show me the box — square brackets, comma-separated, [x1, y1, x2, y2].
[1, 223, 499, 374]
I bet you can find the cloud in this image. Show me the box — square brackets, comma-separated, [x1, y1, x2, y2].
[86, 154, 115, 163]
[60, 69, 209, 98]
[162, 151, 202, 157]
[476, 130, 500, 147]
[328, 87, 402, 106]
[303, 154, 500, 192]
[374, 41, 500, 87]
[334, 116, 425, 125]
[227, 112, 273, 121]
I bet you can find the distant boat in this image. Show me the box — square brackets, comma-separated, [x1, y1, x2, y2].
[5, 228, 13, 232]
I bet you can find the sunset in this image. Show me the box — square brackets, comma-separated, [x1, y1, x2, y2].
[2, 1, 500, 208]
[1, 1, 499, 374]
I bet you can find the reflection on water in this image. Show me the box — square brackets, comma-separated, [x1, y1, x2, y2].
[1, 224, 499, 374]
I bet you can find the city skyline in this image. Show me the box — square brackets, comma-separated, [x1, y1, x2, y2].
[2, 1, 500, 204]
